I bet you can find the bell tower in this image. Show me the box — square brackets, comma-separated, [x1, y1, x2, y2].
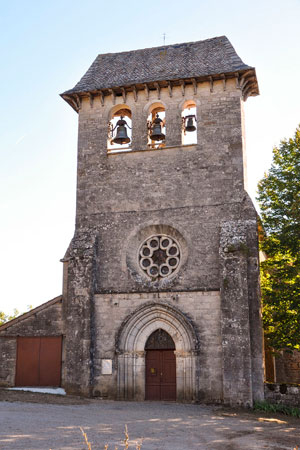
[60, 36, 264, 406]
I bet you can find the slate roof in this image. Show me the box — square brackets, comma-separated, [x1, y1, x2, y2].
[62, 36, 254, 95]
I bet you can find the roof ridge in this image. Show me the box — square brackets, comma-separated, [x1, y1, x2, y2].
[93, 35, 228, 59]
[0, 295, 63, 331]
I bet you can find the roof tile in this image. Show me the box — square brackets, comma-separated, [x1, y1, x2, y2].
[62, 36, 253, 95]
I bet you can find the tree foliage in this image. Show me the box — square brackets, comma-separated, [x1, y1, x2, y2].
[0, 309, 20, 326]
[0, 305, 33, 326]
[257, 126, 300, 350]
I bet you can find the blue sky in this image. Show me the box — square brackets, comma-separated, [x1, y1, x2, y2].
[1, 0, 300, 314]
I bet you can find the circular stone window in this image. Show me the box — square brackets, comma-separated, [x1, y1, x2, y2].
[139, 235, 181, 280]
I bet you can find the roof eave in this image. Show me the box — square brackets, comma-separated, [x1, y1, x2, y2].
[60, 67, 259, 113]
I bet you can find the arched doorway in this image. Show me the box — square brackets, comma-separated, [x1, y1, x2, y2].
[116, 302, 198, 402]
[145, 329, 176, 401]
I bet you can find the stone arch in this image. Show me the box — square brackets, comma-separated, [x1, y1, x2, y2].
[178, 98, 200, 111]
[143, 99, 167, 114]
[116, 302, 198, 401]
[107, 103, 132, 121]
[107, 104, 132, 150]
[145, 329, 175, 350]
[144, 101, 166, 148]
[181, 99, 197, 145]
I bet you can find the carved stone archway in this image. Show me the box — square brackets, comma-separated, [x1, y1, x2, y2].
[116, 302, 198, 401]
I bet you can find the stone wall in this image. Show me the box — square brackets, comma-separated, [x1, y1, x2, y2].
[62, 232, 98, 396]
[73, 80, 257, 296]
[92, 291, 222, 403]
[264, 383, 300, 408]
[76, 80, 246, 226]
[264, 348, 300, 385]
[0, 337, 17, 387]
[220, 220, 264, 406]
[275, 351, 300, 385]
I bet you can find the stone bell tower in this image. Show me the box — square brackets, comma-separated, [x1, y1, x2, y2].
[60, 36, 264, 406]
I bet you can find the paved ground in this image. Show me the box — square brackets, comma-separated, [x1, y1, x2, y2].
[0, 391, 299, 449]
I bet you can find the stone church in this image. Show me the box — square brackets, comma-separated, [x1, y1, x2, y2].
[0, 36, 264, 406]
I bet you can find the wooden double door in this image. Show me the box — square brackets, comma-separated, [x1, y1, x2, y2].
[15, 336, 62, 387]
[145, 349, 176, 401]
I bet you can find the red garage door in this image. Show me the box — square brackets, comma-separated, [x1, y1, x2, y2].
[15, 336, 62, 386]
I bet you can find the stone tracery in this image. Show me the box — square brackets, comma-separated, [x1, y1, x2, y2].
[139, 235, 180, 279]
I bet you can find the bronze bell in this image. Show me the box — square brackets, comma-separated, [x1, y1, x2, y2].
[185, 115, 196, 132]
[112, 117, 130, 145]
[150, 114, 165, 141]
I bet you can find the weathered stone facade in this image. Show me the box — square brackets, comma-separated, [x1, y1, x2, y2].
[0, 36, 264, 406]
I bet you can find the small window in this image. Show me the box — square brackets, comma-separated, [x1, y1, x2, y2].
[182, 101, 197, 145]
[108, 106, 132, 151]
[147, 103, 166, 149]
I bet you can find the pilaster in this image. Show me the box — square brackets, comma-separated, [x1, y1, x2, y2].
[220, 221, 254, 406]
[63, 231, 98, 395]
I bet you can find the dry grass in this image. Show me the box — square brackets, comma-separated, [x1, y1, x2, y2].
[80, 427, 92, 450]
[80, 425, 143, 449]
[124, 424, 129, 449]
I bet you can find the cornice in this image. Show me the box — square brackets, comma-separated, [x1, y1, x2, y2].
[60, 68, 259, 113]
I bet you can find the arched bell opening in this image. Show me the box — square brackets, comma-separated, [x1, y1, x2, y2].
[145, 329, 176, 401]
[147, 103, 166, 149]
[107, 105, 132, 150]
[181, 100, 197, 145]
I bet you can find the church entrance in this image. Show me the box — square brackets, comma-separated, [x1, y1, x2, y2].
[117, 302, 197, 401]
[145, 329, 176, 401]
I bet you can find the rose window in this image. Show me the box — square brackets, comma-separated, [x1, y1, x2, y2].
[139, 235, 180, 279]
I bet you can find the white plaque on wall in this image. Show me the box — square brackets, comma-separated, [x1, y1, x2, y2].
[102, 359, 112, 375]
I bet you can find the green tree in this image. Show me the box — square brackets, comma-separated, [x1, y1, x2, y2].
[0, 309, 20, 325]
[0, 305, 33, 326]
[257, 126, 300, 350]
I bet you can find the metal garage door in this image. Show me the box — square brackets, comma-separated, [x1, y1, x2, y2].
[15, 336, 62, 386]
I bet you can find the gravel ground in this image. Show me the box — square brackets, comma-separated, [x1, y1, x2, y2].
[0, 390, 299, 450]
